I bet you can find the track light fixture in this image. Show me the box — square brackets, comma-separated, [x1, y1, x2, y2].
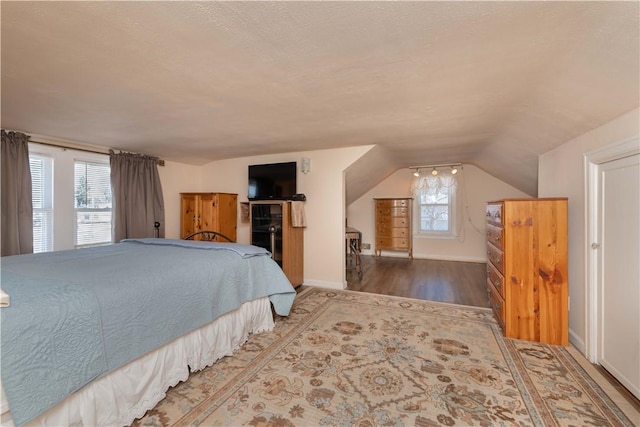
[409, 163, 463, 177]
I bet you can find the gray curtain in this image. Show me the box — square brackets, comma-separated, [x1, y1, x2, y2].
[1, 130, 33, 256]
[110, 150, 165, 242]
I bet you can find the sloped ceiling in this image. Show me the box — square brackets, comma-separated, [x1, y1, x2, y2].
[2, 1, 638, 197]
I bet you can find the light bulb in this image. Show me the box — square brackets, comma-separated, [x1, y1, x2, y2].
[431, 168, 438, 176]
[451, 167, 458, 175]
[413, 170, 420, 177]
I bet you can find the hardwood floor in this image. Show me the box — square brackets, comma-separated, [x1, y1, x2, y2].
[595, 366, 640, 413]
[346, 255, 490, 308]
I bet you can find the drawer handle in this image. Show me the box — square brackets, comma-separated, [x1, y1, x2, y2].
[487, 252, 501, 265]
[494, 279, 501, 288]
[487, 231, 501, 242]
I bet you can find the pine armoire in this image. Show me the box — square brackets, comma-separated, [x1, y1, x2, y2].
[180, 193, 238, 242]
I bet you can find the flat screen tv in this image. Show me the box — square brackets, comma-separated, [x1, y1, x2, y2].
[248, 161, 297, 200]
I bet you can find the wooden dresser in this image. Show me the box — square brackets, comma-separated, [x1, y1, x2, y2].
[180, 193, 238, 241]
[374, 198, 412, 258]
[486, 198, 568, 345]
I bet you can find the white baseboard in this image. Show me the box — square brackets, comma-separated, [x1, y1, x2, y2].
[364, 251, 485, 263]
[302, 279, 345, 290]
[569, 328, 587, 358]
[414, 254, 486, 263]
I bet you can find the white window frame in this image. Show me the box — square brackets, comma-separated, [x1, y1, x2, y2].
[29, 153, 54, 253]
[414, 174, 458, 239]
[74, 159, 112, 248]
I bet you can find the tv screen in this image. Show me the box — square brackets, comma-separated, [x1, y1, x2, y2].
[248, 161, 297, 200]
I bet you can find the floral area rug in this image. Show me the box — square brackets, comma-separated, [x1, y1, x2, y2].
[134, 287, 637, 426]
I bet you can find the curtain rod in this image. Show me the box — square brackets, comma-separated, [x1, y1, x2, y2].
[29, 139, 165, 166]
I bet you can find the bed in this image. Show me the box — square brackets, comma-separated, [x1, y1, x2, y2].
[0, 238, 296, 426]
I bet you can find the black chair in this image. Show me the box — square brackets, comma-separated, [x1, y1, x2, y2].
[183, 230, 233, 242]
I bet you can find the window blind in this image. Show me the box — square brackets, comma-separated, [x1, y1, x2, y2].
[74, 160, 112, 247]
[30, 154, 54, 253]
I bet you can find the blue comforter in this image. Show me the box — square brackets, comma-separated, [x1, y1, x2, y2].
[0, 239, 296, 426]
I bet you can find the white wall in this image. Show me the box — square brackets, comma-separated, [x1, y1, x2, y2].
[199, 145, 373, 289]
[538, 107, 640, 353]
[347, 164, 528, 261]
[157, 161, 203, 239]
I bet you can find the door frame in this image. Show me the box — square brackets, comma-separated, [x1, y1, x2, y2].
[584, 137, 639, 362]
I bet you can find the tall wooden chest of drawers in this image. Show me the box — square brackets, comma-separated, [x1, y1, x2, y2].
[374, 198, 412, 258]
[486, 198, 568, 345]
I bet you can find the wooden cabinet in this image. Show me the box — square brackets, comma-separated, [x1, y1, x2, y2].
[180, 193, 238, 242]
[374, 198, 412, 258]
[250, 201, 304, 287]
[485, 198, 568, 345]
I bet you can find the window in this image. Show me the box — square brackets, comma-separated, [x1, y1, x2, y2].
[414, 172, 458, 237]
[74, 160, 112, 247]
[30, 154, 54, 253]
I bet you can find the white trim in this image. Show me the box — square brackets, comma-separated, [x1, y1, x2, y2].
[569, 328, 586, 355]
[371, 252, 485, 263]
[413, 233, 457, 240]
[373, 251, 413, 259]
[584, 137, 639, 362]
[413, 254, 486, 263]
[585, 138, 640, 164]
[303, 279, 344, 290]
[584, 158, 599, 362]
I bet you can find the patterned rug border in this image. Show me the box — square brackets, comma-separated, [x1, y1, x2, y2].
[562, 346, 639, 424]
[495, 332, 549, 426]
[551, 346, 632, 423]
[296, 286, 498, 327]
[297, 286, 495, 314]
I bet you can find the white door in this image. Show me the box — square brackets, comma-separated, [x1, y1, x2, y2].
[597, 153, 640, 399]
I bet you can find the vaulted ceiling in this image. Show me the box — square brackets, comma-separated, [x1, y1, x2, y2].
[2, 1, 638, 197]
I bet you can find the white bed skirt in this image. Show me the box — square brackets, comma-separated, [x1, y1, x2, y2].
[1, 297, 274, 427]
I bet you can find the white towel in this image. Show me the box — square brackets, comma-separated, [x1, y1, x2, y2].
[290, 201, 307, 228]
[1, 289, 10, 307]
